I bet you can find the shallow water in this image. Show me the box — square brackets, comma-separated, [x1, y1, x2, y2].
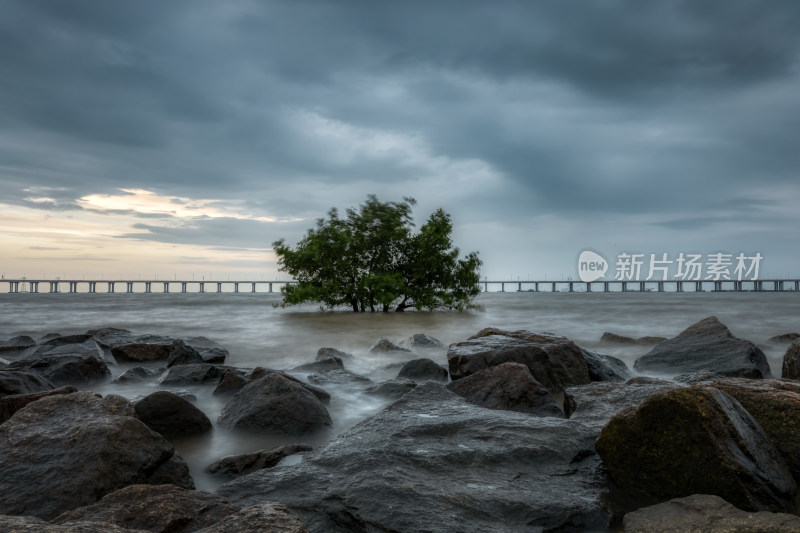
[1, 291, 798, 490]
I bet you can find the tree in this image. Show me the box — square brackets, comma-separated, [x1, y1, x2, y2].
[272, 195, 482, 312]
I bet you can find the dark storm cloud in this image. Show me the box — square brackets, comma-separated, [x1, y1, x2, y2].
[1, 0, 800, 251]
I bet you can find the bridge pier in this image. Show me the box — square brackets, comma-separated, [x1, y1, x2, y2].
[88, 282, 96, 294]
[127, 282, 134, 293]
[107, 282, 115, 293]
[49, 281, 58, 293]
[696, 281, 702, 292]
[604, 282, 609, 292]
[269, 282, 273, 293]
[234, 282, 239, 293]
[251, 283, 257, 293]
[534, 282, 539, 292]
[500, 283, 505, 292]
[518, 282, 522, 291]
[181, 282, 187, 293]
[163, 282, 169, 293]
[145, 282, 151, 293]
[199, 282, 205, 293]
[70, 282, 77, 293]
[569, 282, 574, 293]
[676, 281, 683, 292]
[216, 283, 222, 293]
[586, 282, 592, 292]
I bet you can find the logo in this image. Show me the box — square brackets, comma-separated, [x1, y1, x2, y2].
[578, 250, 608, 282]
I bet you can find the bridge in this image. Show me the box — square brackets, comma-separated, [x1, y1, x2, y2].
[0, 278, 798, 294]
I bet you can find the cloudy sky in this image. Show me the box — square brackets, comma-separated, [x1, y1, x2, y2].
[2, 0, 799, 281]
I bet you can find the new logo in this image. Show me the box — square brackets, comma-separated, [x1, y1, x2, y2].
[578, 250, 608, 282]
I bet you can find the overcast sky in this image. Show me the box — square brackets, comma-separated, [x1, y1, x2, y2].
[2, 0, 799, 281]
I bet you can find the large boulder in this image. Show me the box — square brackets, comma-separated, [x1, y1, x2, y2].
[565, 378, 681, 427]
[113, 366, 164, 384]
[52, 484, 239, 533]
[447, 362, 564, 417]
[207, 444, 313, 478]
[770, 333, 800, 345]
[447, 329, 591, 391]
[217, 382, 616, 532]
[364, 378, 417, 400]
[8, 341, 111, 385]
[193, 504, 310, 533]
[634, 316, 771, 378]
[0, 392, 194, 519]
[582, 350, 630, 382]
[307, 369, 371, 385]
[369, 338, 410, 353]
[87, 328, 136, 348]
[399, 333, 444, 350]
[0, 369, 54, 396]
[166, 339, 205, 368]
[397, 358, 449, 382]
[595, 387, 796, 512]
[0, 385, 77, 424]
[623, 494, 800, 533]
[315, 347, 352, 360]
[213, 368, 249, 396]
[133, 391, 212, 439]
[291, 356, 344, 373]
[217, 371, 332, 435]
[0, 335, 36, 352]
[158, 364, 224, 385]
[702, 378, 800, 480]
[0, 515, 148, 532]
[782, 339, 800, 380]
[599, 332, 666, 346]
[112, 343, 171, 363]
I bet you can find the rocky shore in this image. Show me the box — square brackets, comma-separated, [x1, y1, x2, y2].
[2, 318, 800, 531]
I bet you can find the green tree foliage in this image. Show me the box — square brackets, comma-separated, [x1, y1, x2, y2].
[272, 195, 482, 312]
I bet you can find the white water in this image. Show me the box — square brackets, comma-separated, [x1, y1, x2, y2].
[1, 291, 798, 490]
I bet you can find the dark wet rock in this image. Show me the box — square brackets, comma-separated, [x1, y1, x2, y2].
[634, 316, 771, 378]
[193, 504, 310, 533]
[8, 340, 111, 385]
[112, 343, 171, 363]
[53, 484, 239, 533]
[218, 382, 615, 533]
[702, 378, 800, 480]
[39, 332, 63, 341]
[0, 385, 77, 424]
[207, 444, 313, 478]
[133, 390, 212, 439]
[599, 332, 666, 346]
[769, 333, 800, 345]
[782, 339, 800, 380]
[218, 370, 332, 435]
[316, 347, 352, 360]
[467, 327, 565, 342]
[397, 358, 449, 382]
[113, 366, 164, 384]
[158, 363, 224, 385]
[307, 368, 371, 385]
[368, 338, 410, 353]
[0, 392, 193, 519]
[673, 369, 728, 384]
[582, 349, 630, 382]
[200, 347, 228, 364]
[626, 376, 671, 385]
[87, 328, 135, 348]
[595, 386, 796, 512]
[447, 362, 564, 417]
[564, 379, 681, 426]
[270, 370, 331, 404]
[0, 335, 36, 352]
[0, 514, 148, 532]
[447, 330, 591, 392]
[623, 494, 800, 533]
[291, 356, 344, 373]
[364, 378, 417, 400]
[40, 334, 95, 348]
[399, 333, 444, 350]
[169, 390, 198, 402]
[166, 339, 205, 368]
[214, 368, 249, 396]
[149, 451, 194, 487]
[0, 369, 55, 396]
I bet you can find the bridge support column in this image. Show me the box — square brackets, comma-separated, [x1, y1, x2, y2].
[604, 282, 609, 292]
[551, 282, 556, 292]
[127, 282, 134, 293]
[796, 281, 799, 292]
[49, 282, 57, 293]
[569, 282, 574, 293]
[586, 282, 592, 292]
[676, 281, 683, 292]
[199, 282, 205, 293]
[534, 282, 539, 292]
[181, 282, 187, 293]
[657, 281, 664, 292]
[70, 282, 77, 293]
[234, 282, 239, 293]
[639, 281, 645, 292]
[30, 282, 39, 293]
[108, 282, 115, 293]
[216, 283, 222, 293]
[696, 281, 702, 292]
[518, 282, 522, 292]
[251, 283, 257, 293]
[88, 282, 96, 294]
[163, 282, 169, 293]
[145, 282, 151, 293]
[500, 283, 505, 292]
[269, 282, 273, 293]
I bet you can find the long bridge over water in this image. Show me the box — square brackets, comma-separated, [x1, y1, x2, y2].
[1, 278, 798, 294]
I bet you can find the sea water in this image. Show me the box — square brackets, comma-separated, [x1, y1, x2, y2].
[1, 291, 798, 490]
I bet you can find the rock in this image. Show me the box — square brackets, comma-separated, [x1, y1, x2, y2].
[564, 379, 681, 427]
[364, 378, 417, 400]
[269, 370, 331, 404]
[782, 339, 800, 380]
[368, 338, 410, 353]
[673, 370, 728, 384]
[218, 370, 332, 435]
[599, 332, 666, 346]
[634, 316, 771, 378]
[218, 383, 615, 532]
[701, 378, 800, 480]
[0, 385, 78, 424]
[447, 330, 591, 391]
[113, 366, 164, 384]
[200, 347, 228, 364]
[213, 368, 249, 396]
[399, 333, 444, 350]
[623, 494, 800, 533]
[193, 504, 310, 533]
[158, 363, 224, 385]
[0, 335, 36, 352]
[595, 386, 796, 512]
[207, 444, 313, 478]
[447, 362, 564, 417]
[166, 339, 205, 367]
[39, 334, 95, 348]
[112, 343, 171, 363]
[582, 349, 630, 382]
[149, 451, 194, 488]
[8, 341, 111, 385]
[769, 333, 800, 345]
[38, 332, 63, 341]
[0, 369, 55, 396]
[316, 347, 352, 360]
[133, 391, 212, 439]
[307, 369, 371, 385]
[0, 514, 149, 532]
[52, 484, 238, 532]
[290, 356, 344, 373]
[0, 392, 193, 519]
[87, 328, 135, 348]
[397, 358, 449, 382]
